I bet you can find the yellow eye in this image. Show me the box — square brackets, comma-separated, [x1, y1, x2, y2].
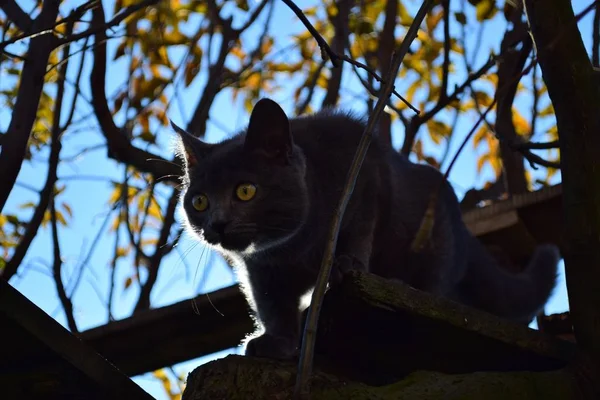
[191, 194, 209, 211]
[236, 183, 257, 201]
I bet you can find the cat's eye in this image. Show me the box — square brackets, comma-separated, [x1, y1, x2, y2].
[235, 183, 257, 201]
[191, 194, 209, 211]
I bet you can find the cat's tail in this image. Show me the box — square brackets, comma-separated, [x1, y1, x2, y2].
[460, 239, 560, 324]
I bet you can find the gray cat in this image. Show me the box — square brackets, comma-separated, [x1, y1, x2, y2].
[172, 98, 559, 360]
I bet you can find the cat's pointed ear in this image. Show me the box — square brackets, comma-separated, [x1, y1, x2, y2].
[170, 120, 212, 168]
[244, 98, 293, 163]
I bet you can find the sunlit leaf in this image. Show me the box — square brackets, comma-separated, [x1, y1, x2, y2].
[476, 0, 497, 21]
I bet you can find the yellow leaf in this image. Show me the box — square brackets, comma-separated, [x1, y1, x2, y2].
[260, 37, 274, 55]
[538, 103, 554, 117]
[116, 246, 130, 258]
[472, 90, 493, 107]
[398, 2, 413, 26]
[472, 126, 488, 149]
[426, 9, 444, 32]
[477, 154, 489, 173]
[124, 276, 134, 290]
[61, 202, 73, 218]
[476, 0, 497, 21]
[512, 108, 530, 136]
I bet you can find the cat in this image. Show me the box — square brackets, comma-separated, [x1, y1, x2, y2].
[172, 98, 559, 360]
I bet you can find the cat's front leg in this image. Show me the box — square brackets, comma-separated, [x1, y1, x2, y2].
[330, 209, 376, 286]
[244, 270, 303, 360]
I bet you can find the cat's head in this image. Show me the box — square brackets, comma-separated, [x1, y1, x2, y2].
[172, 98, 308, 255]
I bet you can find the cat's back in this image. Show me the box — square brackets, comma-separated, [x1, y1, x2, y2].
[288, 111, 388, 165]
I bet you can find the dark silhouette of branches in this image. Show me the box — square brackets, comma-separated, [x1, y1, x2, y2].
[134, 191, 179, 312]
[280, 0, 341, 67]
[375, 0, 398, 144]
[321, 0, 352, 108]
[0, 0, 33, 32]
[0, 0, 60, 214]
[494, 18, 531, 194]
[58, 0, 160, 45]
[89, 3, 182, 184]
[525, 0, 600, 368]
[281, 0, 417, 114]
[49, 20, 78, 333]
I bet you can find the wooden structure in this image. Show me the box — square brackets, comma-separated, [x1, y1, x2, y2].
[183, 271, 581, 399]
[0, 279, 153, 400]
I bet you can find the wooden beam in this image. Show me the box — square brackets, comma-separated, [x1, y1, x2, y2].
[80, 285, 254, 377]
[0, 280, 153, 399]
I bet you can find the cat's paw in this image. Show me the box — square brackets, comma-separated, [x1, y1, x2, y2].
[245, 334, 298, 360]
[330, 255, 365, 287]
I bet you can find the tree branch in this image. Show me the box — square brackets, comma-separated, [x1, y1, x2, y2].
[280, 0, 340, 67]
[90, 3, 182, 184]
[294, 1, 435, 398]
[0, 0, 33, 32]
[0, 0, 60, 214]
[400, 56, 497, 156]
[58, 0, 159, 45]
[513, 140, 559, 150]
[50, 194, 78, 333]
[50, 19, 78, 333]
[134, 190, 179, 312]
[494, 18, 530, 194]
[375, 0, 398, 145]
[441, 0, 451, 101]
[321, 0, 352, 108]
[525, 0, 600, 366]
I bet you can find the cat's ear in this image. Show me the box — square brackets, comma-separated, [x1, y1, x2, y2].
[244, 98, 293, 163]
[170, 120, 212, 168]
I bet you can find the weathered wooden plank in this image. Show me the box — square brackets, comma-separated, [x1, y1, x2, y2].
[0, 280, 153, 400]
[80, 285, 254, 377]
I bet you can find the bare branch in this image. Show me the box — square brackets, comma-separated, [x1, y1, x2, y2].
[134, 190, 179, 312]
[89, 3, 181, 184]
[0, 0, 60, 214]
[235, 0, 270, 33]
[441, 0, 451, 101]
[61, 36, 89, 132]
[321, 0, 352, 108]
[400, 56, 497, 156]
[0, 0, 33, 32]
[58, 0, 160, 45]
[280, 0, 340, 67]
[525, 0, 600, 364]
[494, 17, 530, 194]
[375, 0, 398, 144]
[294, 2, 435, 398]
[50, 194, 78, 332]
[513, 140, 559, 150]
[296, 60, 326, 115]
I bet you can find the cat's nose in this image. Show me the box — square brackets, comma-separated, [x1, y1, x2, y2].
[210, 220, 228, 236]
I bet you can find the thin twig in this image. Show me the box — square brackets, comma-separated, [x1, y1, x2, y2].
[293, 2, 434, 398]
[280, 0, 340, 67]
[50, 21, 78, 333]
[58, 0, 159, 45]
[513, 140, 560, 150]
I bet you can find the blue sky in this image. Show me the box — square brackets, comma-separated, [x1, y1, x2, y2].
[2, 0, 596, 398]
